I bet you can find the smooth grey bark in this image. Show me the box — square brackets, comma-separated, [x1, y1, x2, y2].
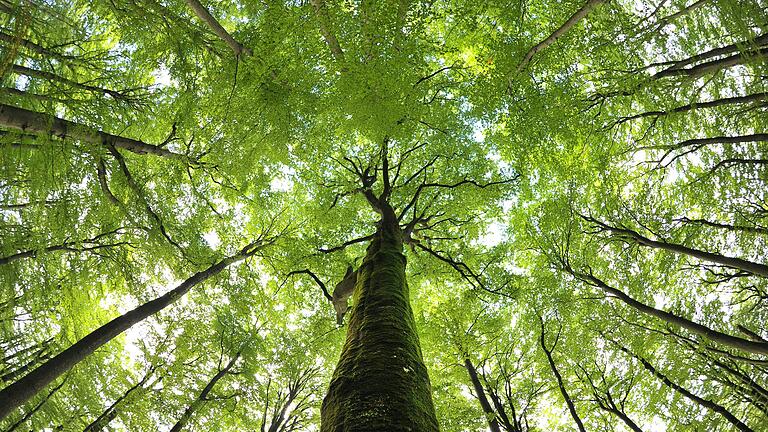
[169, 353, 239, 432]
[539, 319, 586, 432]
[183, 0, 252, 56]
[615, 342, 754, 432]
[0, 104, 187, 160]
[464, 357, 501, 432]
[0, 242, 265, 420]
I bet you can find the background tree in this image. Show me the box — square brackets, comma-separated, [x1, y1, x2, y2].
[1, 0, 766, 430]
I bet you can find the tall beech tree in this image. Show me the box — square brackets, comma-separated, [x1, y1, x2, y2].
[2, 0, 767, 430]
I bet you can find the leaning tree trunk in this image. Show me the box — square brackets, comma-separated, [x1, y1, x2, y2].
[320, 210, 439, 431]
[464, 357, 501, 432]
[0, 243, 262, 420]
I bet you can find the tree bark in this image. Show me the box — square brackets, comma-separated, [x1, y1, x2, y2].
[5, 377, 67, 432]
[184, 0, 251, 56]
[309, 0, 346, 62]
[0, 104, 186, 160]
[653, 47, 768, 79]
[82, 366, 156, 432]
[570, 269, 768, 355]
[0, 243, 263, 420]
[590, 218, 768, 277]
[539, 321, 586, 432]
[512, 0, 606, 75]
[615, 342, 754, 432]
[10, 64, 127, 100]
[619, 92, 768, 123]
[464, 357, 501, 432]
[169, 353, 239, 432]
[320, 206, 439, 431]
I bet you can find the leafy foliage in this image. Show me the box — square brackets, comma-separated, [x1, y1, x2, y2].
[1, 0, 767, 430]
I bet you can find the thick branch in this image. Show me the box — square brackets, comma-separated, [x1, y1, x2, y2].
[512, 0, 606, 76]
[0, 104, 188, 160]
[184, 0, 252, 56]
[308, 0, 345, 62]
[585, 216, 768, 277]
[285, 269, 333, 302]
[613, 341, 754, 432]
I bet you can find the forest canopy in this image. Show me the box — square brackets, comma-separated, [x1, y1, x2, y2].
[0, 0, 767, 430]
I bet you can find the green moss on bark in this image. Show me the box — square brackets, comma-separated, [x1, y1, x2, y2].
[320, 219, 439, 431]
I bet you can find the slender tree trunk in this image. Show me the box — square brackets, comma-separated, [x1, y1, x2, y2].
[619, 92, 768, 123]
[82, 366, 156, 432]
[10, 64, 127, 100]
[0, 104, 186, 160]
[183, 0, 251, 56]
[169, 353, 239, 432]
[464, 357, 501, 432]
[512, 0, 606, 75]
[309, 0, 345, 62]
[611, 408, 643, 432]
[664, 33, 768, 71]
[587, 217, 768, 277]
[320, 208, 439, 431]
[571, 269, 768, 355]
[0, 244, 262, 420]
[653, 47, 768, 79]
[615, 342, 754, 432]
[539, 321, 586, 432]
[0, 31, 89, 65]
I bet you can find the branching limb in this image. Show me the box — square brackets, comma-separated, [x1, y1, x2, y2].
[510, 0, 606, 78]
[184, 0, 252, 56]
[284, 269, 333, 302]
[309, 0, 345, 63]
[318, 234, 375, 254]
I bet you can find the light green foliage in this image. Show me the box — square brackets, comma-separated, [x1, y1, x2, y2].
[1, 0, 766, 430]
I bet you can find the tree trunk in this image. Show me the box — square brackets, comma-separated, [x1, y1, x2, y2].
[320, 210, 439, 431]
[0, 104, 186, 160]
[539, 322, 586, 432]
[512, 0, 606, 75]
[0, 245, 261, 420]
[615, 342, 754, 432]
[169, 353, 239, 432]
[464, 357, 501, 432]
[571, 269, 768, 355]
[588, 217, 768, 277]
[82, 366, 156, 432]
[184, 0, 251, 56]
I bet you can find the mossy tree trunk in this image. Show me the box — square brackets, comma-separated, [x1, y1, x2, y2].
[320, 206, 439, 431]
